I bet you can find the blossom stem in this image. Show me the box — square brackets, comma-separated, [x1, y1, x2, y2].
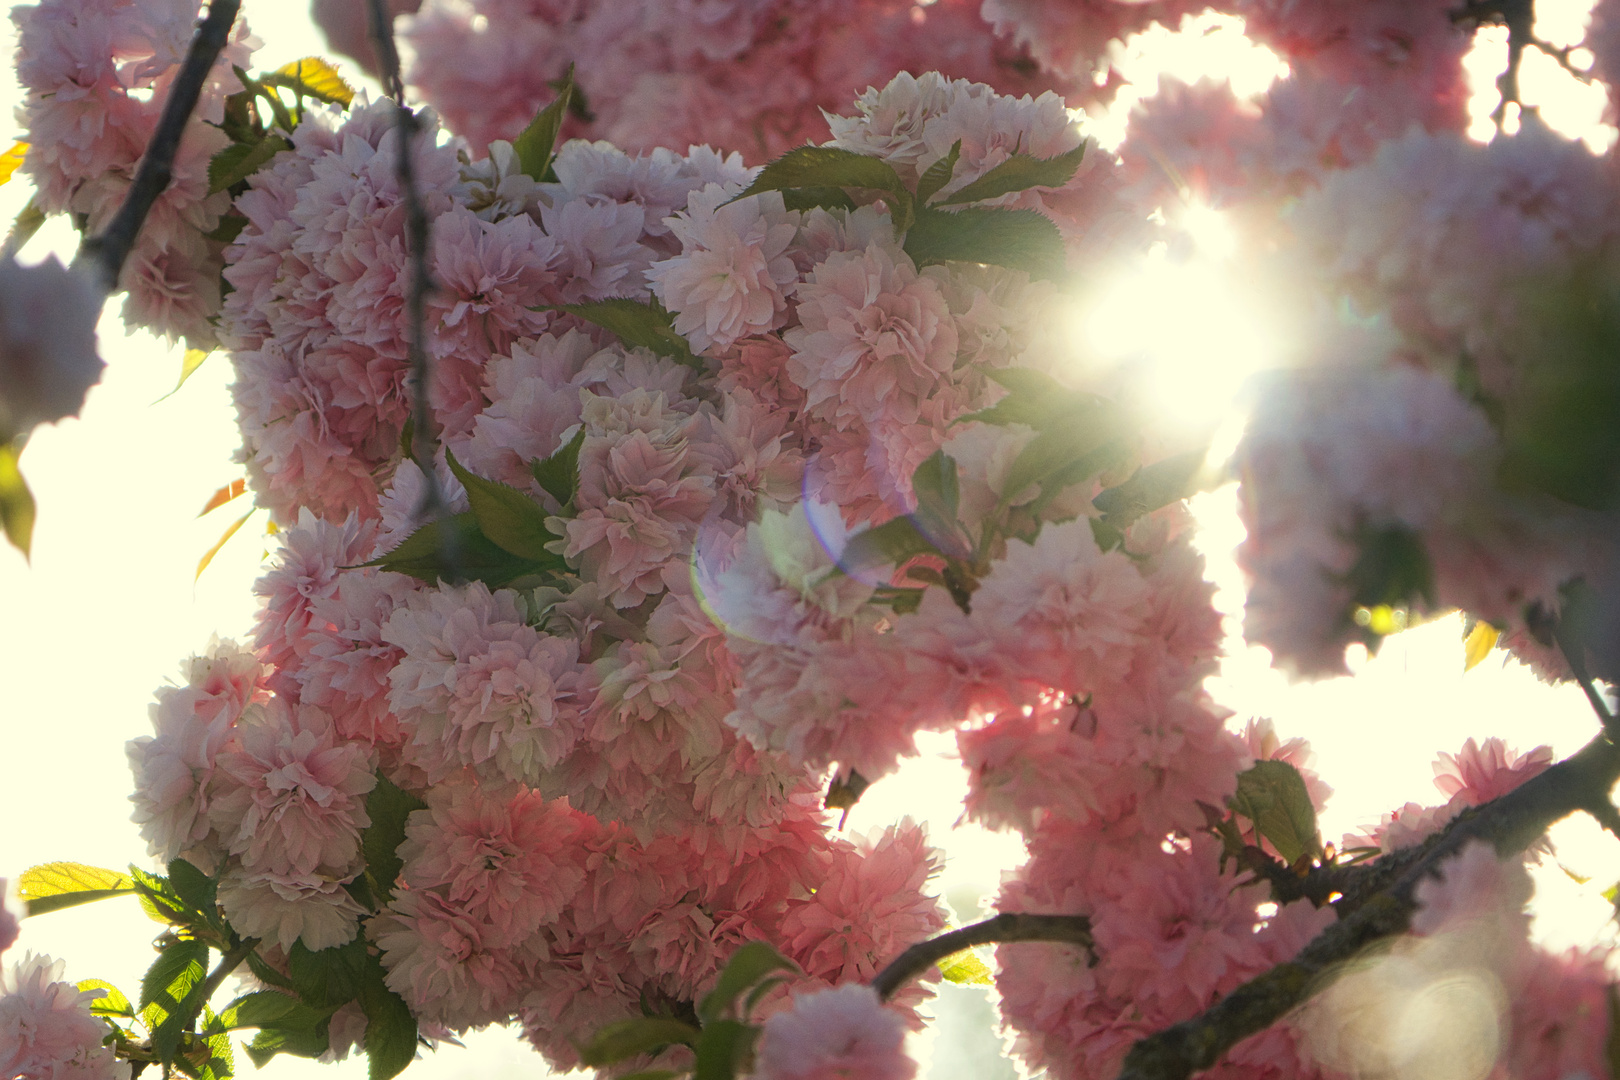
[76, 0, 241, 293]
[1115, 726, 1620, 1080]
[870, 913, 1093, 1002]
[200, 938, 258, 1006]
[365, 0, 459, 578]
[1552, 616, 1618, 736]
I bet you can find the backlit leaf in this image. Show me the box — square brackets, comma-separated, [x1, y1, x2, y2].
[216, 991, 302, 1031]
[699, 943, 799, 1025]
[903, 206, 1066, 280]
[939, 949, 994, 986]
[199, 478, 247, 517]
[266, 57, 356, 106]
[18, 862, 135, 916]
[77, 980, 135, 1019]
[0, 142, 28, 187]
[130, 866, 192, 926]
[1092, 449, 1206, 529]
[141, 939, 210, 1066]
[0, 440, 34, 560]
[1464, 621, 1500, 673]
[1, 197, 45, 259]
[938, 142, 1087, 206]
[578, 1017, 701, 1067]
[1228, 760, 1321, 866]
[196, 509, 253, 581]
[513, 64, 574, 181]
[175, 349, 213, 394]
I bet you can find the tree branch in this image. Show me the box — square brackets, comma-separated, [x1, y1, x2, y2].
[365, 0, 459, 574]
[871, 912, 1093, 1001]
[1115, 726, 1620, 1080]
[76, 0, 241, 293]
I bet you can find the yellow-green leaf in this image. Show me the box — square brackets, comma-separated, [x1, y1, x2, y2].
[178, 347, 211, 389]
[269, 57, 356, 106]
[0, 142, 28, 186]
[1464, 621, 1500, 672]
[939, 949, 994, 986]
[18, 862, 136, 916]
[199, 478, 247, 517]
[78, 980, 136, 1019]
[0, 440, 34, 559]
[196, 509, 254, 580]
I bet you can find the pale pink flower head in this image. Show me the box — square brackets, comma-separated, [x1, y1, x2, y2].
[1432, 737, 1552, 807]
[0, 255, 104, 442]
[209, 699, 377, 878]
[755, 984, 916, 1080]
[383, 581, 595, 784]
[823, 71, 963, 181]
[373, 888, 528, 1030]
[0, 953, 127, 1080]
[785, 242, 958, 430]
[647, 184, 800, 354]
[217, 867, 367, 953]
[541, 196, 653, 303]
[1411, 841, 1534, 940]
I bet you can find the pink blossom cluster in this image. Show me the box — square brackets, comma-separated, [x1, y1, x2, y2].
[13, 0, 258, 348]
[394, 0, 1064, 163]
[0, 954, 126, 1080]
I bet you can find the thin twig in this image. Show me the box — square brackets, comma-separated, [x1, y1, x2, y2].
[870, 913, 1093, 1001]
[76, 0, 241, 293]
[1115, 726, 1620, 1080]
[365, 0, 459, 576]
[199, 937, 257, 1005]
[1553, 614, 1618, 736]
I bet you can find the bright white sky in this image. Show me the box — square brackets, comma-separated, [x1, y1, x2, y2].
[0, 3, 1615, 1079]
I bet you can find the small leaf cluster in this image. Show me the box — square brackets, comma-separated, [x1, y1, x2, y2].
[577, 943, 799, 1080]
[209, 58, 356, 202]
[1207, 759, 1329, 884]
[16, 772, 427, 1080]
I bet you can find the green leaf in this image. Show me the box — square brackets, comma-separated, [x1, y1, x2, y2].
[1227, 760, 1322, 866]
[263, 57, 357, 106]
[1342, 524, 1436, 615]
[545, 298, 700, 367]
[216, 991, 303, 1031]
[362, 773, 428, 905]
[531, 427, 586, 509]
[939, 949, 994, 986]
[176, 347, 213, 393]
[167, 858, 226, 936]
[244, 1022, 331, 1068]
[445, 449, 556, 561]
[78, 979, 136, 1019]
[732, 145, 912, 229]
[960, 368, 1104, 430]
[909, 449, 961, 541]
[360, 953, 418, 1080]
[579, 1017, 702, 1068]
[17, 862, 135, 916]
[1000, 404, 1125, 504]
[904, 206, 1065, 280]
[244, 950, 297, 992]
[289, 936, 367, 1010]
[187, 1007, 236, 1080]
[512, 63, 574, 181]
[141, 939, 211, 1067]
[780, 186, 858, 213]
[693, 1018, 760, 1080]
[938, 142, 1087, 206]
[130, 866, 193, 927]
[208, 134, 291, 194]
[698, 943, 799, 1025]
[1092, 449, 1205, 528]
[836, 516, 940, 577]
[0, 440, 35, 560]
[915, 140, 962, 207]
[363, 510, 561, 588]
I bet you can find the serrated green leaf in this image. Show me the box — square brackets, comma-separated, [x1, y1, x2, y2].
[916, 140, 962, 207]
[142, 939, 210, 1067]
[130, 866, 193, 926]
[17, 862, 135, 916]
[244, 1021, 331, 1068]
[579, 1017, 702, 1068]
[1092, 449, 1205, 529]
[1000, 404, 1124, 503]
[208, 134, 291, 194]
[289, 937, 367, 1010]
[0, 440, 35, 560]
[188, 1006, 235, 1080]
[780, 186, 858, 213]
[513, 64, 574, 181]
[1228, 760, 1321, 866]
[244, 950, 296, 992]
[166, 858, 226, 937]
[216, 991, 302, 1031]
[360, 952, 418, 1080]
[910, 449, 961, 534]
[938, 142, 1087, 206]
[837, 516, 940, 577]
[693, 1018, 759, 1080]
[733, 145, 912, 229]
[362, 510, 561, 588]
[939, 949, 994, 986]
[545, 298, 700, 366]
[904, 206, 1066, 280]
[362, 773, 427, 906]
[445, 448, 556, 560]
[78, 979, 135, 1019]
[264, 57, 356, 106]
[531, 427, 585, 509]
[698, 943, 799, 1025]
[203, 215, 247, 245]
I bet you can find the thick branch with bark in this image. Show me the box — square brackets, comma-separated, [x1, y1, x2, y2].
[76, 0, 241, 292]
[1114, 726, 1620, 1080]
[872, 913, 1094, 1001]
